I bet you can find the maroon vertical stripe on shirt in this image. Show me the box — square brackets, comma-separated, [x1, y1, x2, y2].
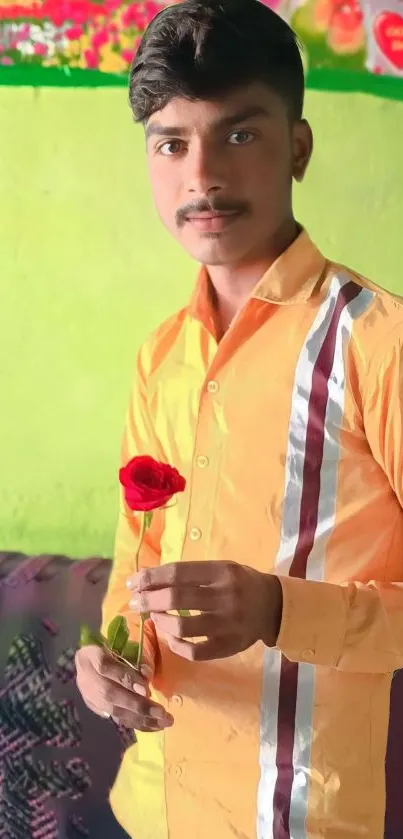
[384, 669, 403, 839]
[272, 281, 364, 839]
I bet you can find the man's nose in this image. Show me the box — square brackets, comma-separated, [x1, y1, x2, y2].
[186, 141, 227, 195]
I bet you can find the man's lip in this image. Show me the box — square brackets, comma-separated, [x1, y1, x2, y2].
[185, 211, 240, 220]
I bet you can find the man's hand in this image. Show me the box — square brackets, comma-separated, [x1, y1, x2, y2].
[75, 645, 174, 731]
[127, 562, 283, 662]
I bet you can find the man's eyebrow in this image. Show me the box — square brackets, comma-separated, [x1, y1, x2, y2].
[145, 105, 271, 141]
[216, 105, 271, 129]
[145, 123, 185, 140]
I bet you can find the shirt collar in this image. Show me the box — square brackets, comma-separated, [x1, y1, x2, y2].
[188, 230, 327, 323]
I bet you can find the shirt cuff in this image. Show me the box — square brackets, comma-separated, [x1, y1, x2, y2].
[275, 576, 348, 667]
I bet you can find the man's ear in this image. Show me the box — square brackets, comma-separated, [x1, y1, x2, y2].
[292, 119, 313, 183]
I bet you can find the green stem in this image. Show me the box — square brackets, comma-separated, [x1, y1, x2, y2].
[134, 511, 147, 574]
[134, 510, 149, 669]
[136, 615, 145, 670]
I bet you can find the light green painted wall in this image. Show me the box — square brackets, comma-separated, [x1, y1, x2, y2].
[1, 86, 402, 557]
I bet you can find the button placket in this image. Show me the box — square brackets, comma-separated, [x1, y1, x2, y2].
[196, 454, 209, 468]
[184, 373, 222, 555]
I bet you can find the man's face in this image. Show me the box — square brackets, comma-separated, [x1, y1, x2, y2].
[145, 83, 312, 267]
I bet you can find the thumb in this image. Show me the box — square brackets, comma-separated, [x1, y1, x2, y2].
[140, 663, 153, 681]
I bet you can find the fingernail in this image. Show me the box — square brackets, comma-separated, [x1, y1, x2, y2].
[129, 597, 140, 613]
[150, 708, 172, 722]
[133, 683, 147, 697]
[126, 579, 134, 590]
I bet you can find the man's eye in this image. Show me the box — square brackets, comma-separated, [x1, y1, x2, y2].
[227, 130, 255, 146]
[158, 140, 184, 156]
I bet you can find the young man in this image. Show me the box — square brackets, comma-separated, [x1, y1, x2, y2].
[75, 1, 403, 837]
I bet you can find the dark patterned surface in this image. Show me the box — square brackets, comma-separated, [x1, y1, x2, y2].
[0, 553, 132, 839]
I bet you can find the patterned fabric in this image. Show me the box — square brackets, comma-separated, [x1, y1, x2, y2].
[102, 231, 403, 839]
[0, 553, 131, 839]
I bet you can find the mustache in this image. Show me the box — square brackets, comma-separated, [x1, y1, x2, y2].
[176, 197, 250, 227]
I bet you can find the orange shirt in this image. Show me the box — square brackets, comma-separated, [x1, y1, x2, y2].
[102, 231, 403, 839]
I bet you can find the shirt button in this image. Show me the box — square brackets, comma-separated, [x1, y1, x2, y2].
[207, 380, 219, 393]
[172, 695, 183, 707]
[302, 648, 315, 659]
[196, 455, 209, 469]
[189, 527, 202, 542]
[170, 764, 182, 778]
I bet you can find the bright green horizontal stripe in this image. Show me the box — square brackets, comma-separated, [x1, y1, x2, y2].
[1, 64, 403, 102]
[0, 65, 128, 87]
[307, 68, 403, 102]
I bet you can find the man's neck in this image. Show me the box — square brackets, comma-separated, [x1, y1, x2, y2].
[206, 218, 299, 339]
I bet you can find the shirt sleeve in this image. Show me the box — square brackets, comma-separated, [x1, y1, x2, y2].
[101, 345, 165, 676]
[276, 322, 403, 675]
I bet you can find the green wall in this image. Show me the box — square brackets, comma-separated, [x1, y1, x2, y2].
[1, 85, 402, 557]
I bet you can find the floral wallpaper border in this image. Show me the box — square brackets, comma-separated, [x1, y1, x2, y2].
[0, 1, 168, 74]
[0, 0, 402, 100]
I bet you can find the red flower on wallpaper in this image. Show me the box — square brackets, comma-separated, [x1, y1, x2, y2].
[313, 0, 365, 54]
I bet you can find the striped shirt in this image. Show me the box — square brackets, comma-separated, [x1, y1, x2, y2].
[102, 230, 403, 839]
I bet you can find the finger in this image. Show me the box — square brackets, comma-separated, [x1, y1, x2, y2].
[77, 661, 164, 718]
[76, 646, 149, 695]
[164, 633, 238, 662]
[85, 698, 173, 731]
[128, 561, 236, 591]
[110, 707, 174, 732]
[140, 663, 154, 682]
[88, 680, 168, 720]
[95, 651, 149, 695]
[151, 610, 222, 639]
[129, 585, 220, 615]
[85, 698, 112, 719]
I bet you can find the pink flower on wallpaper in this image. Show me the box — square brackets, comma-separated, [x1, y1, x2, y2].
[33, 43, 48, 56]
[122, 0, 160, 29]
[121, 48, 136, 64]
[91, 27, 109, 49]
[19, 23, 31, 39]
[106, 21, 120, 46]
[65, 25, 84, 41]
[84, 48, 99, 69]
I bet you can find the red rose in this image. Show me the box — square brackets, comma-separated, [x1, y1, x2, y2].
[119, 455, 186, 512]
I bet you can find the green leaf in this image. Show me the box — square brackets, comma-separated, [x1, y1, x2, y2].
[121, 640, 139, 663]
[177, 609, 191, 617]
[80, 624, 104, 648]
[107, 616, 129, 654]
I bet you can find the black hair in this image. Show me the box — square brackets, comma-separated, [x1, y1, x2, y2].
[129, 0, 305, 124]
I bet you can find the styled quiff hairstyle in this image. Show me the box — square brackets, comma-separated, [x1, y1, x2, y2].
[129, 0, 305, 123]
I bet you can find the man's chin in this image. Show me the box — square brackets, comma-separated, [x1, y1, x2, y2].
[177, 228, 248, 266]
